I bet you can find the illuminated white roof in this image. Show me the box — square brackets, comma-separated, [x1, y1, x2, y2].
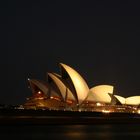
[28, 79, 59, 98]
[87, 85, 114, 103]
[114, 95, 126, 104]
[60, 63, 89, 104]
[28, 79, 49, 96]
[125, 96, 140, 105]
[47, 73, 75, 101]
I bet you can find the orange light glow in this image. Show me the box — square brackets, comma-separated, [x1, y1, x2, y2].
[102, 110, 111, 113]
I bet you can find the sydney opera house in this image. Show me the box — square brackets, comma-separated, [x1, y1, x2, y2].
[24, 63, 140, 114]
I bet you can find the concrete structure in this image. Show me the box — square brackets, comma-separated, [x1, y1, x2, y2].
[87, 85, 114, 103]
[126, 96, 140, 106]
[47, 73, 75, 102]
[24, 63, 140, 113]
[59, 63, 89, 104]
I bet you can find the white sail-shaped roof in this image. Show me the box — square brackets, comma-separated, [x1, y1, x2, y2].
[47, 73, 75, 101]
[59, 63, 89, 104]
[28, 79, 59, 98]
[28, 79, 50, 97]
[114, 95, 126, 104]
[87, 85, 114, 103]
[125, 96, 140, 105]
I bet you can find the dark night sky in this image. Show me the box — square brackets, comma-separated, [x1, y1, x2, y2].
[1, 1, 140, 104]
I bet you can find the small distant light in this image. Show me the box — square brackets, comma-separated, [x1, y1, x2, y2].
[102, 110, 110, 113]
[137, 110, 140, 114]
[96, 102, 102, 106]
[38, 91, 41, 94]
[79, 109, 81, 112]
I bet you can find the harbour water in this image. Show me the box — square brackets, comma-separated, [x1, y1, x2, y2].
[0, 124, 140, 140]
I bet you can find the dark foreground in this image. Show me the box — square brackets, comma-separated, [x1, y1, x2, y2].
[0, 109, 140, 139]
[0, 124, 140, 140]
[0, 109, 140, 125]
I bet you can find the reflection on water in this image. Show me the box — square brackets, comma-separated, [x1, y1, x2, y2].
[0, 124, 140, 140]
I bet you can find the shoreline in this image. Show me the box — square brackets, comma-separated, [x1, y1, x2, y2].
[0, 109, 140, 125]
